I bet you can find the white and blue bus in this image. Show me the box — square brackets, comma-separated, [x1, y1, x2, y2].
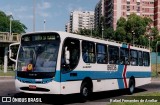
[9, 31, 151, 98]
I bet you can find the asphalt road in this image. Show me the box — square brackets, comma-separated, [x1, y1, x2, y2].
[0, 78, 160, 105]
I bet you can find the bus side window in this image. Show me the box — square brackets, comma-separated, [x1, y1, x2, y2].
[96, 44, 108, 64]
[61, 38, 80, 72]
[130, 50, 138, 66]
[120, 48, 129, 65]
[138, 51, 143, 66]
[108, 45, 119, 64]
[82, 41, 96, 63]
[143, 52, 150, 66]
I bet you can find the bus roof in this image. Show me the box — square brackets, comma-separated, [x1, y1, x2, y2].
[22, 31, 150, 52]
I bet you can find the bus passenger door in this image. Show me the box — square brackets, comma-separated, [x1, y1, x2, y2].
[61, 38, 80, 80]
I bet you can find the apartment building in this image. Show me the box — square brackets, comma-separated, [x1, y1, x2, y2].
[65, 22, 71, 33]
[154, 0, 160, 31]
[95, 0, 155, 30]
[67, 11, 95, 33]
[95, 0, 105, 29]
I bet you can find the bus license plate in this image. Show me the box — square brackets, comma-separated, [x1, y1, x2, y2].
[29, 85, 37, 89]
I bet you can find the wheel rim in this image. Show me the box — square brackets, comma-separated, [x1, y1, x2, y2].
[83, 87, 88, 97]
[130, 81, 134, 93]
[130, 84, 134, 93]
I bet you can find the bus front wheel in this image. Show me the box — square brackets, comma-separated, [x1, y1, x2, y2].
[80, 82, 92, 99]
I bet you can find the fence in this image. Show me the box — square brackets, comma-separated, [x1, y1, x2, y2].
[151, 52, 160, 64]
[0, 32, 20, 42]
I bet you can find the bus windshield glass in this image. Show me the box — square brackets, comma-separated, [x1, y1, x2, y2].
[17, 33, 60, 73]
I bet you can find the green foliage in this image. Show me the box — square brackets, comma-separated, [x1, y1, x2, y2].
[137, 35, 149, 46]
[0, 10, 27, 33]
[0, 11, 9, 32]
[125, 13, 150, 39]
[74, 13, 159, 50]
[117, 17, 126, 28]
[151, 36, 160, 51]
[114, 27, 126, 41]
[12, 20, 27, 33]
[151, 27, 159, 37]
[104, 28, 115, 39]
[116, 13, 154, 47]
[125, 33, 132, 43]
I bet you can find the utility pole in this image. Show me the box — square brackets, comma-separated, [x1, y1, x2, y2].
[149, 37, 151, 50]
[33, 0, 36, 32]
[156, 41, 160, 77]
[91, 23, 92, 37]
[102, 23, 104, 39]
[44, 19, 46, 31]
[9, 14, 13, 36]
[132, 30, 135, 45]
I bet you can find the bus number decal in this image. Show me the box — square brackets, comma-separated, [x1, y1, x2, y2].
[83, 66, 91, 68]
[107, 65, 117, 71]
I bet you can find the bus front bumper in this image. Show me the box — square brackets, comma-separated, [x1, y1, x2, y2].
[15, 79, 61, 94]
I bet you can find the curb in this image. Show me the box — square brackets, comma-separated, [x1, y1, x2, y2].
[0, 76, 14, 79]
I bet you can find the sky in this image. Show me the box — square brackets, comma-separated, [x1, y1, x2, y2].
[0, 0, 99, 33]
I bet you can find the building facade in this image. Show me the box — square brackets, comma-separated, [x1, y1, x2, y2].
[65, 22, 71, 33]
[94, 0, 105, 29]
[95, 0, 155, 30]
[68, 11, 95, 33]
[154, 0, 160, 31]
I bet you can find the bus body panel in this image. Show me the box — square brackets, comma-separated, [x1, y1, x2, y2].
[60, 81, 82, 94]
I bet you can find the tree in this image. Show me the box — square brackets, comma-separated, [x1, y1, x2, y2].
[0, 10, 27, 33]
[78, 28, 91, 36]
[151, 27, 159, 39]
[137, 35, 149, 46]
[114, 27, 126, 42]
[117, 17, 126, 28]
[126, 13, 146, 39]
[103, 28, 114, 39]
[151, 36, 160, 52]
[116, 13, 154, 46]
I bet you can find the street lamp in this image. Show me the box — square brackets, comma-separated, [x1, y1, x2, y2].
[9, 14, 13, 36]
[156, 41, 160, 77]
[44, 19, 46, 31]
[102, 23, 104, 39]
[90, 23, 93, 37]
[132, 30, 135, 45]
[148, 36, 153, 51]
[149, 37, 150, 50]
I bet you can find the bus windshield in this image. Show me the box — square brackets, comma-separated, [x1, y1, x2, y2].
[17, 33, 60, 74]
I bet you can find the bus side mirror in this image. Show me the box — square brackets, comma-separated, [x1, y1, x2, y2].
[9, 42, 20, 62]
[65, 47, 70, 65]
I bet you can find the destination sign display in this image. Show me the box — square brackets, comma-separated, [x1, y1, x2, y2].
[21, 33, 60, 42]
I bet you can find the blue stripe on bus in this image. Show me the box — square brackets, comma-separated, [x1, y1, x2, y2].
[127, 71, 151, 77]
[16, 70, 151, 89]
[117, 79, 124, 89]
[117, 65, 124, 89]
[54, 70, 151, 82]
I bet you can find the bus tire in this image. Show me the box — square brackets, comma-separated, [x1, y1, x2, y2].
[80, 82, 92, 99]
[128, 78, 135, 94]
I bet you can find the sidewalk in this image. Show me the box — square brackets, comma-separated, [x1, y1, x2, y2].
[151, 77, 160, 81]
[0, 76, 14, 80]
